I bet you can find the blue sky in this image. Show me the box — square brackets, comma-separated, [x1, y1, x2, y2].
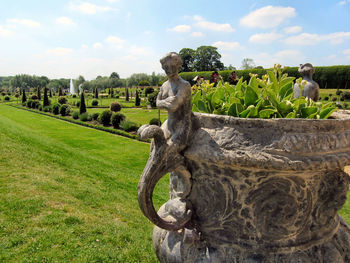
[0, 0, 349, 79]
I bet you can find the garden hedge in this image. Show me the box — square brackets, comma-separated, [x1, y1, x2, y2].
[179, 65, 350, 90]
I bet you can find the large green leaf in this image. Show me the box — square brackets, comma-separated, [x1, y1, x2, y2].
[244, 86, 259, 106]
[212, 87, 225, 107]
[228, 103, 244, 117]
[279, 82, 293, 100]
[259, 109, 276, 118]
[192, 91, 201, 106]
[248, 76, 259, 93]
[301, 106, 318, 118]
[319, 107, 336, 119]
[235, 77, 243, 92]
[239, 108, 251, 118]
[267, 70, 278, 92]
[197, 100, 208, 113]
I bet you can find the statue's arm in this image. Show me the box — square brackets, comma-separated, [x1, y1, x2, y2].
[157, 83, 190, 112]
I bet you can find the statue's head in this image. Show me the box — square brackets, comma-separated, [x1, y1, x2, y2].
[298, 63, 315, 76]
[160, 52, 182, 77]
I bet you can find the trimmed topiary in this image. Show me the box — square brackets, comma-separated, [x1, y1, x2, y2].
[135, 90, 141, 106]
[120, 120, 139, 132]
[91, 112, 100, 121]
[4, 96, 10, 101]
[43, 106, 52, 112]
[59, 104, 70, 116]
[111, 112, 125, 129]
[80, 92, 87, 114]
[52, 103, 60, 115]
[79, 112, 91, 122]
[110, 102, 121, 112]
[31, 94, 38, 100]
[72, 111, 79, 119]
[91, 99, 98, 106]
[98, 110, 112, 126]
[58, 96, 67, 104]
[148, 91, 159, 108]
[149, 118, 161, 126]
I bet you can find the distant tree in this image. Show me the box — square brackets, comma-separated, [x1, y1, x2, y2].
[241, 58, 256, 69]
[43, 87, 49, 107]
[22, 89, 27, 103]
[255, 66, 264, 69]
[135, 90, 141, 106]
[179, 48, 195, 72]
[225, 64, 237, 70]
[193, 46, 224, 71]
[125, 87, 129, 101]
[110, 72, 120, 79]
[37, 87, 41, 100]
[80, 92, 86, 114]
[138, 80, 150, 86]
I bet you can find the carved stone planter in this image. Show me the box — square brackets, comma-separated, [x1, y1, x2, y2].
[138, 112, 350, 262]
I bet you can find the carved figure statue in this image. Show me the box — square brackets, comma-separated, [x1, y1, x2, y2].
[294, 63, 320, 101]
[137, 54, 350, 263]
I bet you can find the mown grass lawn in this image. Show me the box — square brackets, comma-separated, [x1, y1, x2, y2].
[0, 104, 168, 262]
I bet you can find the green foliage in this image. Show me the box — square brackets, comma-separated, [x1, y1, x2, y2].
[31, 94, 38, 100]
[110, 102, 121, 112]
[148, 90, 159, 108]
[149, 118, 161, 126]
[191, 65, 336, 119]
[135, 90, 141, 106]
[111, 112, 125, 129]
[120, 119, 139, 132]
[22, 89, 26, 103]
[125, 87, 129, 101]
[4, 96, 10, 101]
[91, 99, 98, 106]
[37, 87, 41, 100]
[58, 96, 67, 104]
[98, 110, 112, 126]
[43, 105, 51, 112]
[138, 80, 150, 86]
[59, 104, 70, 116]
[72, 111, 79, 119]
[94, 87, 98, 99]
[79, 92, 87, 114]
[144, 87, 154, 96]
[79, 112, 91, 122]
[52, 103, 60, 115]
[179, 48, 196, 72]
[91, 112, 100, 120]
[43, 87, 50, 107]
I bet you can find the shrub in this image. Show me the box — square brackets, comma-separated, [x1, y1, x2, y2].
[336, 89, 342, 96]
[110, 102, 121, 112]
[135, 90, 141, 106]
[125, 87, 129, 101]
[332, 97, 337, 102]
[79, 112, 91, 122]
[22, 89, 27, 103]
[43, 87, 50, 107]
[139, 80, 151, 86]
[324, 96, 329, 101]
[58, 96, 67, 104]
[80, 92, 87, 114]
[149, 118, 162, 126]
[120, 120, 139, 132]
[92, 112, 100, 120]
[148, 91, 159, 108]
[76, 101, 80, 108]
[343, 92, 350, 100]
[91, 99, 99, 106]
[31, 94, 38, 100]
[43, 106, 52, 112]
[4, 96, 10, 101]
[38, 105, 43, 111]
[111, 112, 125, 129]
[59, 104, 71, 116]
[98, 110, 112, 126]
[30, 100, 40, 109]
[72, 111, 79, 119]
[72, 94, 77, 98]
[26, 99, 33, 108]
[145, 87, 154, 96]
[52, 103, 60, 115]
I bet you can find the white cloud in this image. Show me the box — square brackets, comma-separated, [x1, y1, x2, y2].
[105, 35, 125, 48]
[7, 18, 40, 28]
[69, 2, 113, 14]
[191, 31, 203, 37]
[45, 47, 73, 56]
[283, 26, 302, 34]
[343, 49, 350, 55]
[338, 0, 350, 5]
[254, 49, 304, 67]
[0, 25, 13, 37]
[93, 42, 103, 49]
[249, 32, 283, 44]
[168, 24, 191, 33]
[81, 44, 88, 49]
[194, 15, 235, 32]
[240, 6, 296, 29]
[284, 32, 350, 45]
[56, 17, 76, 26]
[212, 41, 242, 50]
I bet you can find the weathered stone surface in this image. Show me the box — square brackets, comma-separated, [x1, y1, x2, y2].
[137, 54, 350, 262]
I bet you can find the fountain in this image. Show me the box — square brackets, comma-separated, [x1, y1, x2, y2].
[69, 79, 75, 95]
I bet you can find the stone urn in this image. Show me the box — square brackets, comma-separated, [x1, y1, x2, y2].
[138, 112, 350, 262]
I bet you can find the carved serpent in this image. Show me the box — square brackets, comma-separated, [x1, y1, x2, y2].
[137, 124, 192, 231]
